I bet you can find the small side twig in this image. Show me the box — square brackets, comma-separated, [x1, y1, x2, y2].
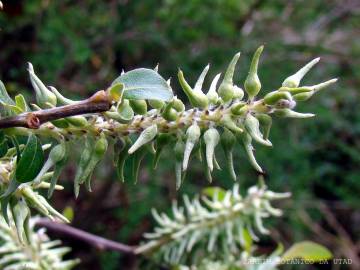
[35, 218, 136, 254]
[0, 90, 112, 129]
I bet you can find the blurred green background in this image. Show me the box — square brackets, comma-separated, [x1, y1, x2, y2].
[0, 0, 359, 269]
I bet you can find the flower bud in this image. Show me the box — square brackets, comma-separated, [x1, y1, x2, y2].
[218, 52, 240, 102]
[239, 132, 263, 173]
[149, 99, 165, 109]
[230, 102, 247, 115]
[128, 124, 158, 154]
[183, 123, 201, 171]
[255, 114, 272, 140]
[66, 116, 88, 127]
[203, 128, 220, 171]
[206, 73, 221, 104]
[244, 46, 263, 99]
[263, 90, 292, 105]
[129, 99, 147, 115]
[220, 114, 244, 134]
[274, 108, 315, 118]
[282, 57, 320, 88]
[178, 70, 208, 109]
[244, 114, 272, 147]
[233, 85, 244, 100]
[162, 101, 178, 121]
[172, 97, 185, 112]
[220, 128, 237, 181]
[28, 63, 57, 107]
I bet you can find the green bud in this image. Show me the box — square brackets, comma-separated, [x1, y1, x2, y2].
[244, 46, 263, 99]
[183, 123, 201, 171]
[255, 114, 272, 140]
[149, 99, 165, 109]
[293, 91, 314, 102]
[230, 102, 247, 115]
[245, 114, 272, 146]
[178, 70, 209, 109]
[174, 139, 185, 189]
[49, 86, 77, 105]
[28, 63, 57, 107]
[203, 128, 220, 171]
[206, 73, 221, 104]
[263, 90, 292, 105]
[220, 114, 243, 134]
[94, 134, 108, 157]
[128, 124, 158, 154]
[162, 104, 178, 121]
[220, 128, 237, 181]
[282, 57, 320, 88]
[65, 116, 88, 127]
[129, 99, 147, 115]
[218, 52, 240, 102]
[233, 85, 244, 100]
[172, 97, 185, 112]
[239, 133, 263, 173]
[274, 109, 315, 118]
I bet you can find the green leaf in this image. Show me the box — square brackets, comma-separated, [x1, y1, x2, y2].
[15, 94, 29, 112]
[15, 134, 45, 183]
[281, 241, 332, 262]
[112, 68, 173, 101]
[0, 80, 15, 105]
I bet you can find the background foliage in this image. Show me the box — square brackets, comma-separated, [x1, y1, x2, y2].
[0, 0, 359, 269]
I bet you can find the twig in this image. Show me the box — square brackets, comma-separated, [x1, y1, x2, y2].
[35, 218, 136, 254]
[0, 90, 112, 129]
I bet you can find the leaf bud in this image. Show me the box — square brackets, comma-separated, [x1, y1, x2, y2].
[218, 52, 240, 102]
[128, 124, 158, 154]
[178, 70, 209, 109]
[282, 57, 320, 88]
[244, 114, 272, 147]
[183, 123, 201, 171]
[203, 128, 220, 171]
[129, 99, 148, 115]
[28, 63, 57, 107]
[244, 46, 263, 99]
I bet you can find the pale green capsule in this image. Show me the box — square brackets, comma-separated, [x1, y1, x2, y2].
[178, 70, 208, 109]
[263, 90, 292, 105]
[218, 53, 240, 103]
[129, 99, 147, 115]
[220, 114, 243, 134]
[174, 139, 185, 189]
[206, 73, 221, 104]
[172, 97, 185, 112]
[220, 128, 237, 181]
[255, 114, 272, 140]
[183, 123, 201, 171]
[244, 114, 272, 147]
[274, 109, 315, 118]
[282, 57, 320, 88]
[49, 86, 77, 105]
[128, 124, 158, 154]
[239, 133, 263, 173]
[149, 99, 165, 109]
[244, 46, 263, 99]
[203, 128, 220, 171]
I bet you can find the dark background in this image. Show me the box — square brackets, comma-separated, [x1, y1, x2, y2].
[0, 0, 359, 269]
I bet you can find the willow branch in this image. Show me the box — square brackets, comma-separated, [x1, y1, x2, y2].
[35, 218, 136, 254]
[0, 90, 112, 129]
